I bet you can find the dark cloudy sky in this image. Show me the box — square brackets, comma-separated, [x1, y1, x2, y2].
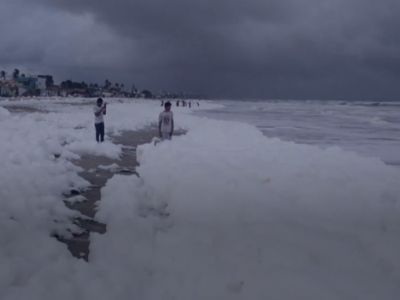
[1, 0, 400, 100]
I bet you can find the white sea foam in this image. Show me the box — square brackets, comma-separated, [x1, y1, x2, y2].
[0, 98, 399, 299]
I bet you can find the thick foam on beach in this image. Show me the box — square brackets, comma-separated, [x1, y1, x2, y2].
[100, 119, 400, 299]
[0, 98, 399, 299]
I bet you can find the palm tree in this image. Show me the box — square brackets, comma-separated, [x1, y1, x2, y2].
[21, 74, 26, 78]
[12, 69, 20, 79]
[104, 79, 111, 90]
[63, 80, 72, 89]
[0, 71, 6, 80]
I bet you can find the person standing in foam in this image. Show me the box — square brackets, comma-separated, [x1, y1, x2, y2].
[159, 101, 174, 141]
[93, 97, 107, 143]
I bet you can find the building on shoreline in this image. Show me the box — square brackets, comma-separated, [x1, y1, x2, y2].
[0, 81, 18, 97]
[0, 75, 53, 97]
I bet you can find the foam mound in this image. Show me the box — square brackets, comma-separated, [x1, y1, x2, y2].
[94, 119, 400, 299]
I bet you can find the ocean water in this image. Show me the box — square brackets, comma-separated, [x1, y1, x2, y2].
[195, 100, 400, 166]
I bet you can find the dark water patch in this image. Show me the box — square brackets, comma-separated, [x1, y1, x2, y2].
[352, 102, 400, 108]
[58, 127, 186, 261]
[58, 128, 158, 261]
[366, 137, 400, 142]
[3, 105, 48, 114]
[385, 161, 400, 166]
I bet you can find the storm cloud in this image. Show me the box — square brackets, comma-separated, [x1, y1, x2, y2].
[1, 0, 400, 99]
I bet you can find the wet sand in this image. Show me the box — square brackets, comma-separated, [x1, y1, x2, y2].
[2, 105, 181, 261]
[59, 127, 183, 261]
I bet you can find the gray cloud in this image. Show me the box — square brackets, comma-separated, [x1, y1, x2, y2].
[1, 0, 400, 99]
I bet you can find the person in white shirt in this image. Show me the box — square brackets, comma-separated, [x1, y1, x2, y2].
[158, 102, 174, 140]
[93, 98, 107, 142]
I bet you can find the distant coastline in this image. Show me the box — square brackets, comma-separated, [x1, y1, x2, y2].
[0, 69, 206, 100]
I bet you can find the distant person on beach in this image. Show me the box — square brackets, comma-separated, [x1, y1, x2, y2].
[93, 98, 106, 143]
[159, 102, 174, 141]
[161, 100, 164, 106]
[177, 100, 180, 107]
[189, 101, 192, 108]
[197, 102, 200, 107]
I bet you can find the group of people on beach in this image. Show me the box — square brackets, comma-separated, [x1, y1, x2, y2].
[93, 98, 174, 143]
[161, 100, 200, 108]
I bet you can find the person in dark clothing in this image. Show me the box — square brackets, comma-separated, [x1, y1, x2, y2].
[93, 98, 107, 142]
